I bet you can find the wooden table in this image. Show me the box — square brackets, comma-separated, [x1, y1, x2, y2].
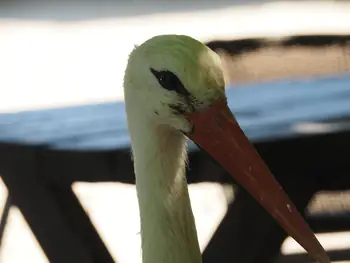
[1, 74, 350, 263]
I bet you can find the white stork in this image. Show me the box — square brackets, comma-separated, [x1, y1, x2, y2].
[123, 34, 330, 263]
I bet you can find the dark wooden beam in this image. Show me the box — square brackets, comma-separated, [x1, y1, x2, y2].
[0, 145, 95, 263]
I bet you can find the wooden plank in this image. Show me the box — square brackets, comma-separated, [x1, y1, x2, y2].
[48, 184, 116, 263]
[0, 195, 11, 249]
[0, 74, 350, 151]
[0, 145, 95, 263]
[0, 125, 348, 187]
[209, 34, 350, 84]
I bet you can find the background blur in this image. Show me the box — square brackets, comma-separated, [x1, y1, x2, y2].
[0, 1, 350, 263]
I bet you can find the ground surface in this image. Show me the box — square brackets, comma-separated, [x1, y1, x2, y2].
[0, 1, 350, 263]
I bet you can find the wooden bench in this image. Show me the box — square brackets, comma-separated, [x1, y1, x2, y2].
[1, 74, 350, 263]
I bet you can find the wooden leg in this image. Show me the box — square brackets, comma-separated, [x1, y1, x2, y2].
[48, 183, 115, 263]
[202, 175, 316, 263]
[0, 194, 11, 249]
[0, 145, 95, 263]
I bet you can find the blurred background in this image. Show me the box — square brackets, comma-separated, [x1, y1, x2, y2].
[0, 1, 350, 263]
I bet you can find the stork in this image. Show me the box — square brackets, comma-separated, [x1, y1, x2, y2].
[123, 34, 330, 263]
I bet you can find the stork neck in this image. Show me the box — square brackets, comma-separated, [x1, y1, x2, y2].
[131, 124, 202, 263]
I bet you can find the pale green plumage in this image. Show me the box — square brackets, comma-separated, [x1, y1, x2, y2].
[125, 35, 225, 112]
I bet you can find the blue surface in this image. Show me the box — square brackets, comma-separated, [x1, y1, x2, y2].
[1, 74, 350, 151]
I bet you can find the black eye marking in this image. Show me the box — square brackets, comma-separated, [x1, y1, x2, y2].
[150, 68, 191, 98]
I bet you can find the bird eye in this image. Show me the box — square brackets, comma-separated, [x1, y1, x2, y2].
[150, 68, 191, 98]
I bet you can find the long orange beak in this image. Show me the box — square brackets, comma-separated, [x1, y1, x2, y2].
[184, 98, 330, 263]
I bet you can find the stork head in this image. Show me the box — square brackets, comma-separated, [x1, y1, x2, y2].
[124, 34, 225, 133]
[123, 34, 329, 263]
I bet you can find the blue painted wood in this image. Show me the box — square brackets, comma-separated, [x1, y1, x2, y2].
[1, 74, 350, 151]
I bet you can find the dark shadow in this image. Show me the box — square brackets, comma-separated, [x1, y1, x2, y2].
[0, 194, 11, 249]
[206, 35, 350, 57]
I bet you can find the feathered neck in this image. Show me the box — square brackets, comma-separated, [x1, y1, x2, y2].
[127, 118, 202, 263]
